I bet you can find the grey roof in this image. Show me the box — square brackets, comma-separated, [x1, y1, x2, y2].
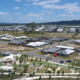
[40, 39, 53, 44]
[43, 48, 61, 53]
[1, 51, 11, 55]
[52, 37, 68, 41]
[55, 49, 75, 55]
[9, 40, 26, 45]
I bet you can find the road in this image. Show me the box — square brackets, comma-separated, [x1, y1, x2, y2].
[14, 49, 67, 64]
[0, 40, 73, 64]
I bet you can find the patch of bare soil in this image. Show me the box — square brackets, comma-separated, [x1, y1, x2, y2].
[75, 55, 80, 60]
[0, 44, 34, 51]
[65, 43, 80, 48]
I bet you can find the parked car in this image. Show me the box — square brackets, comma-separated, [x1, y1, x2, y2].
[66, 60, 71, 63]
[59, 60, 64, 63]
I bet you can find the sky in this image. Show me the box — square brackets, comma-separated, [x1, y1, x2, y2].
[0, 0, 80, 23]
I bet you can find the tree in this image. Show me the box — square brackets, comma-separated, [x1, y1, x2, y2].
[1, 69, 4, 76]
[31, 57, 33, 62]
[49, 75, 51, 79]
[53, 68, 55, 73]
[7, 72, 11, 77]
[46, 57, 49, 62]
[33, 63, 35, 66]
[19, 58, 22, 67]
[29, 73, 32, 77]
[20, 71, 23, 76]
[33, 72, 35, 76]
[35, 58, 38, 62]
[57, 70, 60, 76]
[14, 62, 16, 66]
[62, 71, 64, 76]
[40, 58, 42, 62]
[27, 55, 28, 60]
[10, 74, 14, 80]
[40, 62, 42, 66]
[39, 75, 41, 80]
[23, 65, 29, 73]
[57, 64, 59, 67]
[13, 65, 17, 72]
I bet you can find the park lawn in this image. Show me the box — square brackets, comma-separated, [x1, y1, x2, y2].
[36, 69, 47, 73]
[60, 68, 72, 73]
[0, 75, 20, 80]
[27, 68, 36, 73]
[0, 55, 4, 59]
[16, 67, 24, 73]
[49, 65, 58, 70]
[0, 63, 3, 66]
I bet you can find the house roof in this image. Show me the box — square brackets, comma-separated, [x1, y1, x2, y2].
[55, 49, 75, 55]
[9, 40, 26, 45]
[0, 66, 13, 70]
[52, 37, 68, 41]
[56, 45, 75, 49]
[43, 48, 60, 53]
[27, 41, 48, 47]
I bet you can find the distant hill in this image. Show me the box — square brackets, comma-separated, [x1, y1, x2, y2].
[1, 20, 80, 26]
[42, 20, 80, 25]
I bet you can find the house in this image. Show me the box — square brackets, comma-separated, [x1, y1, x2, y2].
[71, 39, 80, 44]
[8, 40, 27, 46]
[57, 27, 64, 32]
[34, 27, 45, 32]
[52, 37, 68, 42]
[40, 40, 54, 44]
[26, 37, 50, 42]
[1, 35, 14, 41]
[69, 28, 76, 33]
[56, 45, 75, 50]
[0, 51, 11, 56]
[45, 27, 57, 32]
[0, 55, 15, 63]
[76, 48, 80, 52]
[54, 49, 75, 57]
[0, 66, 14, 72]
[42, 47, 61, 54]
[27, 41, 48, 47]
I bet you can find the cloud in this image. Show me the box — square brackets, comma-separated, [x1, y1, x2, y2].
[32, 0, 61, 5]
[0, 12, 8, 15]
[25, 4, 30, 6]
[15, 0, 21, 2]
[42, 10, 53, 13]
[59, 14, 75, 17]
[25, 0, 39, 1]
[26, 13, 39, 17]
[24, 9, 27, 11]
[20, 18, 24, 20]
[26, 13, 44, 17]
[39, 18, 43, 20]
[43, 3, 80, 13]
[14, 13, 22, 15]
[14, 7, 19, 9]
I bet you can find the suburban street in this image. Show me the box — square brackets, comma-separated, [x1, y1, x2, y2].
[13, 49, 67, 64]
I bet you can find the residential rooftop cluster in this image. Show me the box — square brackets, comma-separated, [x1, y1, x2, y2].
[0, 25, 80, 80]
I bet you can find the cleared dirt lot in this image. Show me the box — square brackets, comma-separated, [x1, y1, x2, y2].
[0, 44, 35, 51]
[65, 43, 80, 48]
